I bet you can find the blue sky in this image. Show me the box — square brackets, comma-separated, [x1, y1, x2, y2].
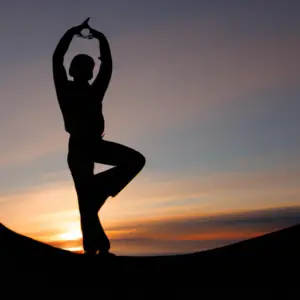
[0, 0, 299, 255]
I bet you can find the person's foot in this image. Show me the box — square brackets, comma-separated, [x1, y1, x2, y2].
[83, 236, 111, 255]
[84, 249, 98, 256]
[97, 250, 117, 258]
[84, 249, 116, 257]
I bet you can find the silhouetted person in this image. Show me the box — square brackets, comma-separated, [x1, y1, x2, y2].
[52, 18, 146, 255]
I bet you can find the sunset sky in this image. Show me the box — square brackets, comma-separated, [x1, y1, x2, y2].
[0, 0, 300, 256]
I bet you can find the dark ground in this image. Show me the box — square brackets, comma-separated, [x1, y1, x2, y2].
[1, 222, 299, 296]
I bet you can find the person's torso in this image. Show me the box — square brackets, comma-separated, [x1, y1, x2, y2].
[58, 81, 104, 136]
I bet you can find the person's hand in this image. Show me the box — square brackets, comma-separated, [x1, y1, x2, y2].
[77, 17, 91, 31]
[88, 26, 103, 40]
[73, 17, 93, 38]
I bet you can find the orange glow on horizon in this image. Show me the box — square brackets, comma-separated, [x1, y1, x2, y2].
[65, 246, 83, 253]
[41, 227, 269, 254]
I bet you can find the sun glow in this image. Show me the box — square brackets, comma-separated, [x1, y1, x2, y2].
[58, 230, 82, 241]
[42, 222, 83, 242]
[66, 246, 83, 253]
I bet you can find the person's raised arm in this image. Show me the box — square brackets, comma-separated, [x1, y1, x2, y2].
[52, 18, 90, 89]
[52, 28, 75, 88]
[90, 28, 113, 98]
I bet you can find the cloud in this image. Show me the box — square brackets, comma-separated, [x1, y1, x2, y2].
[37, 205, 300, 256]
[1, 166, 299, 234]
[99, 167, 300, 223]
[0, 180, 79, 233]
[2, 164, 297, 256]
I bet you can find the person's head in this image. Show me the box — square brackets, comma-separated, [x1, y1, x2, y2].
[69, 54, 95, 81]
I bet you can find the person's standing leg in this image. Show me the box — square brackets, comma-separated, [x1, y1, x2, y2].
[67, 136, 110, 253]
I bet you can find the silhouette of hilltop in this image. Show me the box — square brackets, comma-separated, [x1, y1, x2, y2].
[1, 222, 299, 293]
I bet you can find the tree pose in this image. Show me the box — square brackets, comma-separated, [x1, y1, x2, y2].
[52, 18, 146, 255]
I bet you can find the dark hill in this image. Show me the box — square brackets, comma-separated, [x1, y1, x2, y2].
[1, 222, 299, 294]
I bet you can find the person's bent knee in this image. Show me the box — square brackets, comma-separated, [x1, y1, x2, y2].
[134, 151, 146, 171]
